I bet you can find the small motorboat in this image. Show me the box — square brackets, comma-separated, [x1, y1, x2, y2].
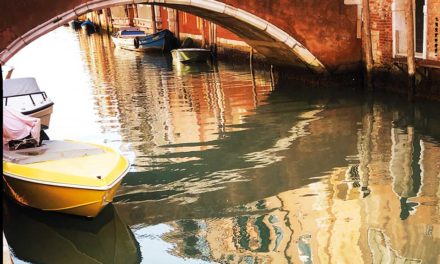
[3, 77, 54, 128]
[171, 37, 211, 63]
[3, 140, 130, 217]
[134, 29, 179, 52]
[171, 48, 212, 63]
[81, 19, 96, 34]
[111, 27, 147, 51]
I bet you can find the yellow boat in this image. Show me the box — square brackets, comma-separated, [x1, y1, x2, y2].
[2, 140, 130, 217]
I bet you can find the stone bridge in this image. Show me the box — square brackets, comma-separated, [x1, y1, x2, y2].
[0, 0, 361, 74]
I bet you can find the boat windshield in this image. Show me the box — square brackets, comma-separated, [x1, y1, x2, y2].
[3, 78, 42, 97]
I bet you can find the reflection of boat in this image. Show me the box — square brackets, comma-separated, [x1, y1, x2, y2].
[111, 27, 147, 51]
[171, 48, 211, 63]
[173, 60, 213, 76]
[134, 29, 178, 52]
[3, 199, 141, 264]
[81, 19, 96, 34]
[3, 77, 54, 128]
[3, 140, 130, 217]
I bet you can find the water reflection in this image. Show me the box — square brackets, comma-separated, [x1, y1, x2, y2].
[5, 27, 440, 263]
[368, 228, 422, 264]
[3, 197, 141, 264]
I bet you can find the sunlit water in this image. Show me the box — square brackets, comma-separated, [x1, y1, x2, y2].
[3, 27, 440, 264]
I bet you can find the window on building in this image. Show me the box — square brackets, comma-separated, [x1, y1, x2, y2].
[393, 0, 427, 58]
[415, 0, 424, 53]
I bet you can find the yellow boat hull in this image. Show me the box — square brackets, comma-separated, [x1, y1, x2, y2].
[2, 140, 130, 217]
[3, 175, 122, 217]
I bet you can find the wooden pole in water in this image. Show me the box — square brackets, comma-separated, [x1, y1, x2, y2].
[174, 10, 180, 40]
[151, 4, 157, 33]
[405, 0, 416, 101]
[201, 19, 206, 48]
[362, 0, 374, 90]
[270, 65, 275, 91]
[249, 47, 254, 68]
[209, 22, 217, 56]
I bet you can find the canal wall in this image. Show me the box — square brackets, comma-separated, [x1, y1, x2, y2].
[82, 2, 439, 100]
[85, 5, 265, 63]
[92, 5, 253, 58]
[1, 0, 439, 99]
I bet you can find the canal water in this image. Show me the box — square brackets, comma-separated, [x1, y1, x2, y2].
[3, 27, 440, 263]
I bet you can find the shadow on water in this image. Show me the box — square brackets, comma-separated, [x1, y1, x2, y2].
[3, 196, 141, 264]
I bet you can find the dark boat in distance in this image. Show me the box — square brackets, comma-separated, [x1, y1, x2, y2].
[81, 19, 96, 34]
[134, 29, 178, 52]
[69, 19, 83, 30]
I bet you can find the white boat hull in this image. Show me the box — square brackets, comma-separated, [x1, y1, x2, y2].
[111, 35, 165, 52]
[111, 36, 138, 51]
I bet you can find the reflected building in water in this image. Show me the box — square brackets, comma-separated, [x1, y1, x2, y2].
[153, 102, 440, 264]
[76, 31, 272, 169]
[37, 29, 440, 264]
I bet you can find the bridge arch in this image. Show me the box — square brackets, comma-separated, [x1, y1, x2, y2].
[0, 0, 326, 73]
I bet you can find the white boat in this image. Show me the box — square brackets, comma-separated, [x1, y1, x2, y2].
[3, 77, 54, 128]
[171, 48, 212, 63]
[111, 27, 147, 51]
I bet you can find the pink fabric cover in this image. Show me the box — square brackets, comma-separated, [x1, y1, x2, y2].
[3, 106, 41, 146]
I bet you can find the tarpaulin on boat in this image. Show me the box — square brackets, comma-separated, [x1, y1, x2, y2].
[3, 106, 40, 146]
[3, 77, 41, 97]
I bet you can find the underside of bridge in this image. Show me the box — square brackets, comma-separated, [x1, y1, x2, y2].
[158, 3, 324, 72]
[0, 0, 361, 74]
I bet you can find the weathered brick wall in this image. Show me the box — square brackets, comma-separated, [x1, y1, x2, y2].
[369, 0, 393, 65]
[427, 0, 440, 60]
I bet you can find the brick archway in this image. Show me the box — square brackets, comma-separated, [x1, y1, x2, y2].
[0, 0, 327, 73]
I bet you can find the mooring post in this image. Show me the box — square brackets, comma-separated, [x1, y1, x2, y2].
[209, 22, 217, 57]
[362, 0, 374, 90]
[405, 0, 416, 101]
[249, 47, 254, 69]
[201, 19, 206, 48]
[270, 65, 275, 91]
[151, 4, 157, 34]
[175, 10, 180, 40]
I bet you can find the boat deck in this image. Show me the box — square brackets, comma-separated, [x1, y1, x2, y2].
[3, 140, 104, 165]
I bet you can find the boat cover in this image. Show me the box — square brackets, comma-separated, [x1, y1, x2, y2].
[120, 30, 145, 36]
[3, 106, 41, 146]
[3, 140, 104, 164]
[3, 77, 42, 97]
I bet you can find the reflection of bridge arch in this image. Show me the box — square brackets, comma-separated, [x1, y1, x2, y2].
[0, 0, 326, 73]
